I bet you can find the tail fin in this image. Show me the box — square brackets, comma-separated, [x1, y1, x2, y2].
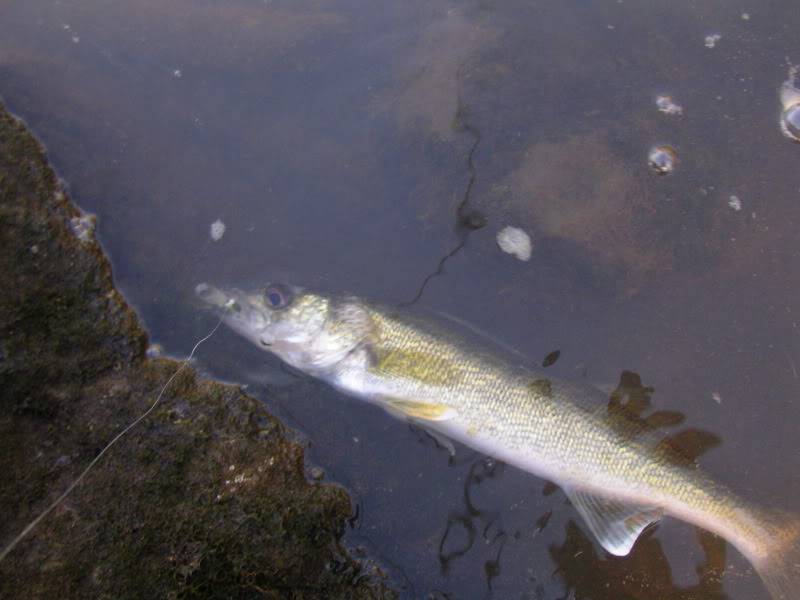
[750, 512, 800, 600]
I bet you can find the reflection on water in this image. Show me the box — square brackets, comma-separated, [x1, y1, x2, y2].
[552, 521, 728, 600]
[1, 0, 799, 597]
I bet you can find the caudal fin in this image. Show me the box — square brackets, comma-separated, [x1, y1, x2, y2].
[750, 512, 800, 600]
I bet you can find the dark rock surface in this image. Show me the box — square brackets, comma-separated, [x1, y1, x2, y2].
[0, 104, 395, 600]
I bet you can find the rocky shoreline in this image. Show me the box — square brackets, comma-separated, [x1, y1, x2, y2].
[0, 104, 395, 599]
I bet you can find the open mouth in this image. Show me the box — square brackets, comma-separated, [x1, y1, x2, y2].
[195, 283, 235, 310]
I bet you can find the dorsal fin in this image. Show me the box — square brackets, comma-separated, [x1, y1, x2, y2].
[563, 486, 663, 556]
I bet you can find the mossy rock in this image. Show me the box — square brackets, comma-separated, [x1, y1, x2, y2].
[0, 105, 395, 600]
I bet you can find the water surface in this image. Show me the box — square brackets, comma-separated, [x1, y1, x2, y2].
[2, 1, 799, 598]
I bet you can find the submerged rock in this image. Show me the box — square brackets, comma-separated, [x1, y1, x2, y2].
[0, 105, 395, 599]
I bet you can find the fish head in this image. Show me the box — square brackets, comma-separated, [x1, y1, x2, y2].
[195, 282, 372, 373]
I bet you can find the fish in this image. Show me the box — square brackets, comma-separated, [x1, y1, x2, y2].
[196, 281, 800, 599]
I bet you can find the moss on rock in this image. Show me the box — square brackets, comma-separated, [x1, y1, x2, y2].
[0, 105, 395, 600]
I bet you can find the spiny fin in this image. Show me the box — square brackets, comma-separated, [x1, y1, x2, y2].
[384, 399, 456, 421]
[564, 487, 663, 556]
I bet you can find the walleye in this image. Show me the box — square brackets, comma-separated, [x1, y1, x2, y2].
[196, 282, 800, 599]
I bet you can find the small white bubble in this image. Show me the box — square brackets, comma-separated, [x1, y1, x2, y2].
[62, 24, 71, 30]
[779, 65, 800, 142]
[647, 145, 677, 175]
[71, 36, 80, 44]
[172, 68, 182, 78]
[711, 392, 722, 404]
[70, 214, 96, 242]
[497, 226, 532, 261]
[781, 104, 800, 142]
[210, 219, 226, 241]
[728, 195, 742, 211]
[30, 245, 39, 254]
[704, 34, 721, 49]
[741, 13, 750, 21]
[656, 95, 683, 115]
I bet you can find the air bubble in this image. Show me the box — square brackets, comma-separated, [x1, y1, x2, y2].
[779, 65, 800, 143]
[496, 226, 532, 261]
[781, 104, 800, 143]
[647, 146, 677, 175]
[656, 95, 683, 115]
[210, 219, 226, 241]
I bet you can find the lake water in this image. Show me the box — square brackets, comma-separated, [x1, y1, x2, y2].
[2, 1, 799, 598]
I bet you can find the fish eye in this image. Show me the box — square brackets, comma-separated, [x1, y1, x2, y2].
[264, 284, 292, 310]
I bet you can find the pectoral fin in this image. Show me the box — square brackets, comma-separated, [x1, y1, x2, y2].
[564, 487, 663, 556]
[384, 399, 456, 421]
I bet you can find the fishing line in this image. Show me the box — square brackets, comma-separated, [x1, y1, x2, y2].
[0, 311, 227, 563]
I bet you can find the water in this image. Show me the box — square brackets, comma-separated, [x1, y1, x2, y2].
[2, 1, 800, 598]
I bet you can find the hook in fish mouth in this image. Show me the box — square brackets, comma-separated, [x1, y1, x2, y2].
[195, 282, 229, 308]
[195, 282, 246, 313]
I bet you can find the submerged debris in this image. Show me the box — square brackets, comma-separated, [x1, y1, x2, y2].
[704, 34, 721, 49]
[210, 218, 226, 241]
[728, 195, 742, 211]
[496, 226, 532, 261]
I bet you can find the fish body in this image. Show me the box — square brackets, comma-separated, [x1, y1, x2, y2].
[196, 282, 800, 599]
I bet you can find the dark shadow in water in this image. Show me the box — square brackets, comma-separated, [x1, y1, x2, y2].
[606, 371, 721, 465]
[550, 522, 727, 600]
[435, 370, 726, 596]
[401, 64, 485, 308]
[437, 457, 506, 585]
[543, 350, 561, 368]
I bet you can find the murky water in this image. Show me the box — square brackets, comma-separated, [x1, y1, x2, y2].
[2, 0, 800, 597]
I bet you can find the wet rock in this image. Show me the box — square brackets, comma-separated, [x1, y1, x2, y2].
[0, 104, 395, 599]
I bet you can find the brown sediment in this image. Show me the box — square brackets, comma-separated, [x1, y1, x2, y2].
[370, 8, 496, 140]
[505, 133, 670, 280]
[0, 105, 395, 598]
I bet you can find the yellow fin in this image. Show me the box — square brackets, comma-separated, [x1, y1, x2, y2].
[385, 399, 455, 421]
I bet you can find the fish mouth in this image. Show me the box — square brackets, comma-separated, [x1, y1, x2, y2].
[195, 282, 267, 328]
[195, 282, 232, 309]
